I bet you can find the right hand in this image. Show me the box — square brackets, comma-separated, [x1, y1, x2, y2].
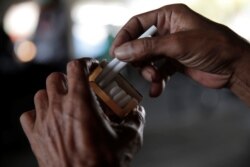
[110, 4, 250, 104]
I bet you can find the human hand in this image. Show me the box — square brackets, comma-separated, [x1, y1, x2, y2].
[20, 59, 145, 167]
[110, 4, 250, 104]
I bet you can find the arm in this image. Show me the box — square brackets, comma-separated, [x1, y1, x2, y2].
[110, 4, 250, 105]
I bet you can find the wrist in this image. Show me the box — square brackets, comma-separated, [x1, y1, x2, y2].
[229, 41, 250, 106]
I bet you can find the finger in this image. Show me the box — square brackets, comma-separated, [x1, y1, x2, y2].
[34, 89, 48, 119]
[46, 72, 68, 101]
[110, 4, 194, 56]
[65, 60, 111, 129]
[109, 10, 158, 56]
[141, 65, 165, 97]
[141, 65, 162, 82]
[66, 60, 91, 98]
[20, 110, 36, 136]
[114, 30, 207, 63]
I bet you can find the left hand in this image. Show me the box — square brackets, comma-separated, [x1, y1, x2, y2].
[20, 59, 145, 167]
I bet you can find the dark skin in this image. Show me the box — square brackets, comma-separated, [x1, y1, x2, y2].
[20, 3, 250, 167]
[20, 59, 145, 167]
[110, 4, 250, 105]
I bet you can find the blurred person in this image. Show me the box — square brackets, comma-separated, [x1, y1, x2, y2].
[20, 4, 250, 167]
[33, 0, 71, 65]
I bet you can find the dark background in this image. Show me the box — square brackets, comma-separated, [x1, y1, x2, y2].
[1, 0, 250, 167]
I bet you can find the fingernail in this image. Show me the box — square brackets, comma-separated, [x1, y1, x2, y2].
[142, 69, 153, 82]
[114, 44, 133, 61]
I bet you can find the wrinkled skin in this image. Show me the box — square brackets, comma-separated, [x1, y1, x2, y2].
[20, 59, 145, 167]
[110, 4, 250, 105]
[20, 3, 250, 167]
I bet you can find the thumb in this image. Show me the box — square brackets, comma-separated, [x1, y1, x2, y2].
[113, 31, 200, 62]
[113, 36, 175, 62]
[114, 37, 161, 62]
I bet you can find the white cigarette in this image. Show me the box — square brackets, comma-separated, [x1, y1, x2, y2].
[98, 25, 157, 87]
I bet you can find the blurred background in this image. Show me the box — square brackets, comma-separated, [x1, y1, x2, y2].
[0, 0, 250, 167]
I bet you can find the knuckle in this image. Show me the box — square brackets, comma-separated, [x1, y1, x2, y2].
[162, 3, 189, 13]
[129, 15, 140, 25]
[52, 102, 63, 114]
[139, 38, 154, 59]
[176, 3, 189, 10]
[171, 3, 189, 10]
